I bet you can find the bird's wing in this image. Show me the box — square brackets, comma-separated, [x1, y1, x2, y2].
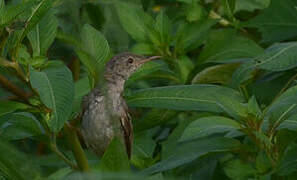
[120, 101, 133, 159]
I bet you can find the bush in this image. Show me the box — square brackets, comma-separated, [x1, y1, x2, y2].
[0, 0, 297, 179]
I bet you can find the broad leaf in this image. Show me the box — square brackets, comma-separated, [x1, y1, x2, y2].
[0, 139, 40, 180]
[0, 101, 28, 116]
[79, 24, 110, 86]
[231, 61, 256, 88]
[0, 112, 43, 140]
[126, 84, 244, 113]
[30, 65, 74, 132]
[247, 0, 297, 43]
[142, 137, 240, 174]
[155, 10, 171, 45]
[99, 136, 130, 172]
[27, 11, 58, 56]
[115, 1, 153, 42]
[16, 0, 56, 50]
[134, 109, 177, 132]
[265, 85, 297, 128]
[192, 63, 240, 85]
[255, 42, 297, 71]
[277, 143, 297, 175]
[180, 116, 241, 142]
[176, 19, 217, 53]
[199, 29, 263, 63]
[0, 1, 36, 26]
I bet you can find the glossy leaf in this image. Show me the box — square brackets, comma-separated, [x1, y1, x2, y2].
[30, 65, 74, 132]
[180, 116, 241, 142]
[126, 84, 244, 113]
[192, 63, 240, 85]
[255, 42, 297, 71]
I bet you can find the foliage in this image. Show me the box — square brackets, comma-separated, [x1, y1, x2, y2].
[0, 0, 297, 179]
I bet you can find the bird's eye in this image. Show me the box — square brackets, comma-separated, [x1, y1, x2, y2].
[128, 58, 134, 64]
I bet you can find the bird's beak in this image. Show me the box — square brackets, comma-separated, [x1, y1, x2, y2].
[138, 56, 161, 65]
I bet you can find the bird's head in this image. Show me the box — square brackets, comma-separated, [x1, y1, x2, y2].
[105, 52, 161, 81]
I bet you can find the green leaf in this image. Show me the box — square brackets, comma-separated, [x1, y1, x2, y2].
[131, 133, 156, 169]
[235, 0, 270, 12]
[99, 136, 130, 172]
[142, 137, 240, 174]
[16, 0, 56, 50]
[131, 43, 154, 55]
[231, 60, 256, 88]
[126, 61, 168, 86]
[0, 112, 42, 140]
[176, 19, 217, 53]
[180, 116, 241, 142]
[79, 24, 110, 85]
[199, 29, 263, 63]
[185, 2, 205, 22]
[134, 109, 177, 132]
[246, 0, 297, 43]
[27, 11, 58, 56]
[155, 10, 171, 45]
[255, 42, 297, 71]
[0, 1, 36, 26]
[30, 65, 74, 132]
[0, 0, 4, 17]
[266, 85, 297, 129]
[0, 139, 40, 180]
[126, 84, 244, 113]
[115, 1, 152, 42]
[248, 95, 262, 119]
[0, 101, 28, 116]
[277, 143, 297, 175]
[223, 159, 257, 179]
[191, 63, 240, 85]
[176, 56, 194, 83]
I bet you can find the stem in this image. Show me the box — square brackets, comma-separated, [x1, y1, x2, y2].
[0, 74, 30, 102]
[0, 56, 27, 82]
[50, 142, 78, 170]
[63, 123, 90, 172]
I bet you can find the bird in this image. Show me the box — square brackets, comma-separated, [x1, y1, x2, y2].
[81, 52, 160, 158]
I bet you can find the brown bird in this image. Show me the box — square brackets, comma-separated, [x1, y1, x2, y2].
[81, 52, 160, 158]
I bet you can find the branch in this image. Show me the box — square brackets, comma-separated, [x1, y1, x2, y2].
[63, 122, 90, 172]
[0, 74, 30, 102]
